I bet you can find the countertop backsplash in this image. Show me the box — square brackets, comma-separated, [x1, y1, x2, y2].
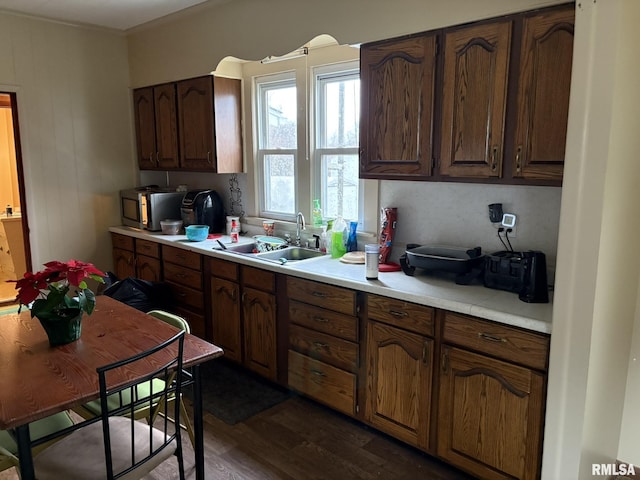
[379, 181, 562, 284]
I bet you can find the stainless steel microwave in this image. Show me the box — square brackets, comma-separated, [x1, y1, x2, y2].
[120, 188, 184, 231]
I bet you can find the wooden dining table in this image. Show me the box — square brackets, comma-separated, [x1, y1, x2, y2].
[0, 295, 223, 480]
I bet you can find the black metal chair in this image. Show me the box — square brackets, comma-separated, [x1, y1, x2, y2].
[34, 330, 186, 480]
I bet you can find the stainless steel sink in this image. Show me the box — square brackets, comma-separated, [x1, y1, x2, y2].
[224, 242, 258, 254]
[254, 247, 325, 262]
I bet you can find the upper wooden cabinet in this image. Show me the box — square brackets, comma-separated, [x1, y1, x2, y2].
[359, 3, 575, 185]
[177, 75, 243, 173]
[133, 83, 179, 170]
[439, 20, 512, 178]
[133, 75, 243, 173]
[359, 34, 437, 180]
[512, 6, 575, 181]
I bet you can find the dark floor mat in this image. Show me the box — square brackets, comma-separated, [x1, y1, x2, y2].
[186, 359, 292, 425]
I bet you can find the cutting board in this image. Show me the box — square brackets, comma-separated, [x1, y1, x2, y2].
[340, 251, 365, 264]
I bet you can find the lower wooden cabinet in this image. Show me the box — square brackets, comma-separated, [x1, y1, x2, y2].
[209, 258, 278, 381]
[286, 277, 360, 417]
[365, 295, 434, 451]
[437, 311, 549, 480]
[288, 350, 356, 417]
[162, 245, 206, 338]
[111, 234, 161, 281]
[242, 285, 277, 380]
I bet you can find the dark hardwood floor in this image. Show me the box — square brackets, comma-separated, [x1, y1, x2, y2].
[1, 395, 476, 480]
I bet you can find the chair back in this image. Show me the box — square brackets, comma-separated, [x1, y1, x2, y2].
[147, 310, 191, 334]
[97, 330, 185, 480]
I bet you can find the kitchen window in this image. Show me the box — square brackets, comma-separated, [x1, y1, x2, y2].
[252, 46, 377, 232]
[255, 73, 298, 216]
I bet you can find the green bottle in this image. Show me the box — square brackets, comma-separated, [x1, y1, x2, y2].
[312, 199, 323, 227]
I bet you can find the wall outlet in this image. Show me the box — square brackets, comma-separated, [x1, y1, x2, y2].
[504, 225, 517, 237]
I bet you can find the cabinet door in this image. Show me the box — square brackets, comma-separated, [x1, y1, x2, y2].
[210, 277, 242, 363]
[440, 21, 511, 178]
[153, 83, 179, 169]
[360, 34, 437, 179]
[242, 286, 277, 380]
[133, 87, 157, 169]
[438, 346, 545, 480]
[365, 321, 432, 450]
[213, 76, 243, 173]
[513, 6, 574, 181]
[177, 76, 216, 171]
[135, 254, 161, 282]
[112, 247, 135, 280]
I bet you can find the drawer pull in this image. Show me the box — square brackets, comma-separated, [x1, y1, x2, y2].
[478, 332, 506, 343]
[311, 291, 327, 298]
[313, 342, 329, 349]
[388, 310, 408, 318]
[422, 342, 429, 365]
[177, 293, 186, 298]
[312, 316, 329, 323]
[310, 369, 326, 377]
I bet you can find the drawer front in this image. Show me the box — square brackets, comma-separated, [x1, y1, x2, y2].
[443, 312, 550, 371]
[367, 294, 434, 337]
[163, 246, 201, 271]
[111, 233, 134, 251]
[287, 277, 356, 316]
[208, 257, 239, 281]
[135, 238, 160, 258]
[166, 281, 204, 311]
[289, 300, 358, 342]
[164, 262, 202, 288]
[289, 324, 358, 372]
[288, 350, 356, 417]
[242, 266, 275, 293]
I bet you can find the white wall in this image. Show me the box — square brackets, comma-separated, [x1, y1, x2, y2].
[542, 1, 640, 477]
[0, 13, 135, 272]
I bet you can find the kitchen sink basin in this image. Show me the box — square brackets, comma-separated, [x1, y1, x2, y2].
[255, 247, 325, 262]
[224, 242, 258, 254]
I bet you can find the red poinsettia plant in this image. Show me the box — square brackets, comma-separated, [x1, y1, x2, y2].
[13, 260, 106, 319]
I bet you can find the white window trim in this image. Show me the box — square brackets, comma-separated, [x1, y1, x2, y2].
[247, 46, 379, 235]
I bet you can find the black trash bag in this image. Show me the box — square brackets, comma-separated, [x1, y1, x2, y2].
[102, 276, 173, 312]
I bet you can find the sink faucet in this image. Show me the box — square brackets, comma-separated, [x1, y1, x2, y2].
[295, 212, 306, 246]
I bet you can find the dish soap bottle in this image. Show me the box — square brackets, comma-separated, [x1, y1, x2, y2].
[312, 199, 323, 227]
[330, 216, 347, 258]
[230, 219, 239, 243]
[346, 221, 358, 252]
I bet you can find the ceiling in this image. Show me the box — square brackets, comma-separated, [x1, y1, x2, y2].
[0, 0, 228, 31]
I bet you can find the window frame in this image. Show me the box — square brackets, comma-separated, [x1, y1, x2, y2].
[249, 46, 379, 233]
[254, 72, 298, 220]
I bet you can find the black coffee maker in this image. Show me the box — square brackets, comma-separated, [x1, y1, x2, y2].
[180, 189, 225, 233]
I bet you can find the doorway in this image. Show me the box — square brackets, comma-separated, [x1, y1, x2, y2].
[0, 92, 30, 305]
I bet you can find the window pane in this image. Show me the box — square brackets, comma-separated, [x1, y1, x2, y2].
[320, 77, 359, 148]
[263, 86, 297, 149]
[322, 153, 359, 221]
[265, 153, 295, 214]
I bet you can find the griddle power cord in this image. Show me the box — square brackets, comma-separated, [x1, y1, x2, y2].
[497, 227, 509, 251]
[505, 228, 514, 252]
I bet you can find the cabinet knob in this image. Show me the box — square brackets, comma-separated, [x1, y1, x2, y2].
[515, 145, 523, 173]
[207, 151, 212, 165]
[389, 309, 408, 318]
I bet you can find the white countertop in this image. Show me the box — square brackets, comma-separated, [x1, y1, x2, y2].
[110, 226, 553, 334]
